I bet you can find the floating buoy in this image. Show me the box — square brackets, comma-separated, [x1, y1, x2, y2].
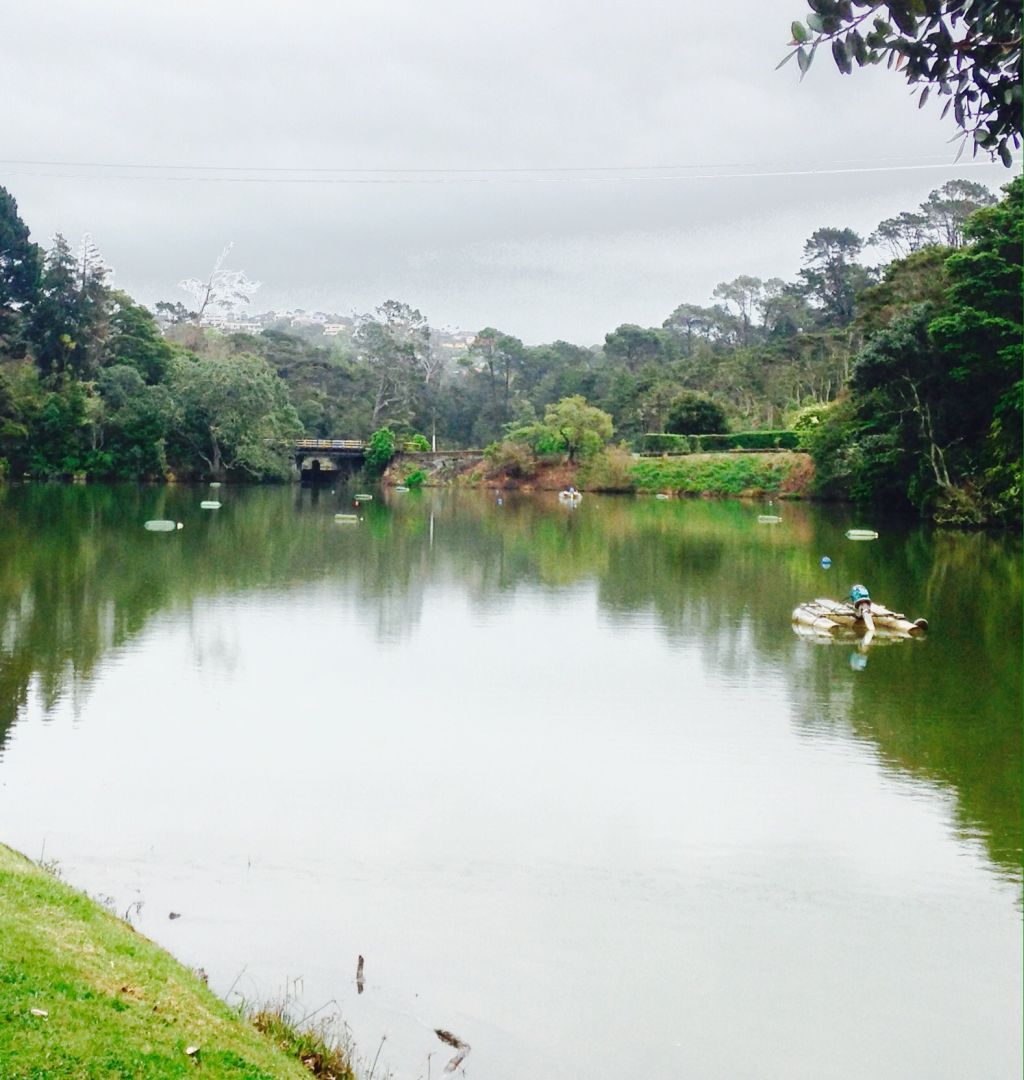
[758, 515, 782, 524]
[820, 556, 832, 568]
[200, 500, 221, 509]
[845, 529, 878, 541]
[144, 520, 183, 532]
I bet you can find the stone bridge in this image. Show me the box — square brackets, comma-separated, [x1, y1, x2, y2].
[294, 438, 366, 479]
[294, 439, 486, 482]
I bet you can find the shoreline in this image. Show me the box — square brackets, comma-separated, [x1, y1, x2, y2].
[0, 842, 352, 1079]
[383, 448, 817, 499]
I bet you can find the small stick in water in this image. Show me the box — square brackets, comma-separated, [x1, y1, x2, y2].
[356, 954, 364, 994]
[434, 1029, 471, 1073]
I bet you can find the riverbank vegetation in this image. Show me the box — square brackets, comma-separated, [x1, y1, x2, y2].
[0, 176, 1018, 520]
[0, 842, 352, 1079]
[630, 453, 812, 498]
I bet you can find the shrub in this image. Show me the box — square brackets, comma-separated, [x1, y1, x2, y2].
[790, 403, 838, 449]
[691, 431, 800, 451]
[665, 392, 729, 435]
[363, 427, 396, 476]
[403, 468, 428, 488]
[640, 433, 692, 453]
[639, 431, 800, 453]
[578, 446, 635, 491]
[483, 439, 537, 478]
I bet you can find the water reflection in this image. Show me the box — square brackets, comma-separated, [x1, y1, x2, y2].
[0, 483, 1019, 883]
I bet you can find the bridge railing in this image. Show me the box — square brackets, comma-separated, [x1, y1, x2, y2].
[295, 438, 366, 450]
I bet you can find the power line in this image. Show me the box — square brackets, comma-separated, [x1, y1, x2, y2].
[0, 160, 1011, 185]
[0, 153, 968, 174]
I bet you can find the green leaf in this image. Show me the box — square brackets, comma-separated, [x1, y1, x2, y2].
[832, 38, 852, 74]
[918, 86, 930, 108]
[887, 3, 919, 36]
[797, 46, 812, 76]
[775, 49, 798, 70]
[851, 29, 869, 64]
[998, 143, 1012, 167]
[791, 20, 808, 43]
[806, 12, 825, 32]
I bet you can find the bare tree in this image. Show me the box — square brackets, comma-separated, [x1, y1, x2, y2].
[178, 243, 261, 325]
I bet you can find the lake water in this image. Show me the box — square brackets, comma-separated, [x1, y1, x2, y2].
[0, 483, 1020, 1079]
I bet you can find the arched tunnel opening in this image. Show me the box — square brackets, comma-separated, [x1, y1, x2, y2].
[298, 453, 364, 483]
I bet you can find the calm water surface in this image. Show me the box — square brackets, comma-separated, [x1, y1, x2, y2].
[0, 483, 1020, 1079]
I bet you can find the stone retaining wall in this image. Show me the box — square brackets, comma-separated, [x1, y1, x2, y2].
[385, 450, 485, 483]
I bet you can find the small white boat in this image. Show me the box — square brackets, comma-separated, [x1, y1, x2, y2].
[845, 529, 878, 540]
[334, 513, 359, 524]
[144, 520, 183, 532]
[354, 493, 373, 501]
[200, 501, 221, 510]
[758, 514, 782, 524]
[655, 493, 670, 500]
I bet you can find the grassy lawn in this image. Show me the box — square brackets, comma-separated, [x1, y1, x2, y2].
[630, 452, 811, 496]
[0, 843, 350, 1079]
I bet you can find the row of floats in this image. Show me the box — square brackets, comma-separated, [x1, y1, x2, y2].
[145, 486, 381, 531]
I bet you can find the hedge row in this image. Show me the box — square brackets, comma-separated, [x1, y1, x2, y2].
[639, 431, 801, 453]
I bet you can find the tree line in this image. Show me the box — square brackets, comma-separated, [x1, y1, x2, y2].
[0, 176, 1019, 521]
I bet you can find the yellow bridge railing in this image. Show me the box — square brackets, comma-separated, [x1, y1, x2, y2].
[294, 439, 366, 450]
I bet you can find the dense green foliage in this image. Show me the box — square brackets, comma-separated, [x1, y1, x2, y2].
[665, 391, 729, 435]
[0, 176, 1015, 518]
[0, 192, 299, 481]
[363, 426, 396, 477]
[805, 177, 1022, 523]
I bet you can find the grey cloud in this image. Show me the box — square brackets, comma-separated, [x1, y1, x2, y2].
[2, 0, 1016, 342]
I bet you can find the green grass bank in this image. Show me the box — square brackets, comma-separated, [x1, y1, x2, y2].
[0, 844, 352, 1079]
[629, 451, 814, 497]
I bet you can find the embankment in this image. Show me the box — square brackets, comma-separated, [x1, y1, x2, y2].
[629, 451, 814, 497]
[386, 449, 814, 498]
[0, 843, 350, 1079]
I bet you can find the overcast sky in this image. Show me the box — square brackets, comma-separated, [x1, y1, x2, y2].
[2, 0, 1017, 344]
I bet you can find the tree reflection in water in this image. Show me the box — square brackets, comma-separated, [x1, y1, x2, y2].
[0, 483, 1018, 882]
